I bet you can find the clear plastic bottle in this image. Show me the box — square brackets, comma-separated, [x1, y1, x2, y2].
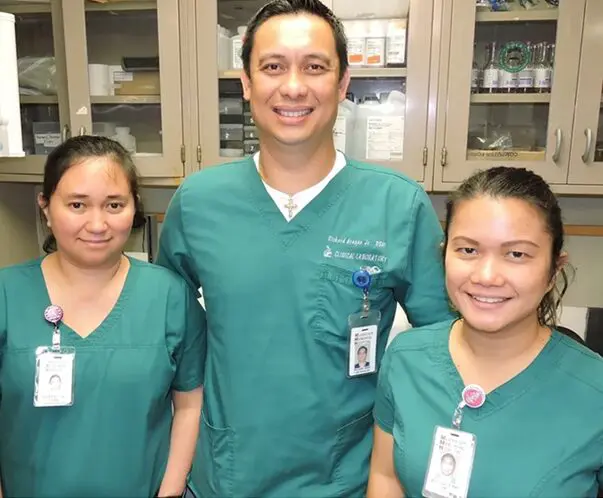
[533, 42, 551, 94]
[481, 42, 499, 94]
[112, 126, 137, 154]
[471, 43, 480, 94]
[231, 26, 246, 70]
[517, 41, 534, 94]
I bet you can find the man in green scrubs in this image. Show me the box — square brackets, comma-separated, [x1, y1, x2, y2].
[157, 1, 452, 496]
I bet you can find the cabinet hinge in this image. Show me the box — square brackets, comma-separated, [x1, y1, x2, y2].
[440, 146, 448, 167]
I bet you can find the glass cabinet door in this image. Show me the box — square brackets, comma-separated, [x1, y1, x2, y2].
[437, 0, 584, 188]
[0, 0, 66, 176]
[205, 0, 432, 184]
[63, 0, 184, 179]
[568, 0, 603, 188]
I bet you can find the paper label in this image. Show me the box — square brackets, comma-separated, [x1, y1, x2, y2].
[366, 116, 404, 161]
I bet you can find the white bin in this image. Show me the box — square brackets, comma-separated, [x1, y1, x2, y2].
[0, 11, 24, 157]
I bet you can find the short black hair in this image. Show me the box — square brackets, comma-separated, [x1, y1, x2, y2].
[241, 0, 348, 81]
[40, 135, 146, 253]
[357, 346, 368, 354]
[444, 166, 569, 327]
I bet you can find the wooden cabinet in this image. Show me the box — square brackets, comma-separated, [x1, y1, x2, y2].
[433, 0, 603, 194]
[194, 0, 436, 186]
[0, 0, 190, 185]
[1, 0, 603, 193]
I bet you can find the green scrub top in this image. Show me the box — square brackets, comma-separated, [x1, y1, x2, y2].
[374, 319, 603, 497]
[156, 156, 453, 497]
[0, 257, 206, 497]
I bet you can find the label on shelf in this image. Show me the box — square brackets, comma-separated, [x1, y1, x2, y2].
[482, 68, 499, 89]
[333, 115, 347, 152]
[534, 67, 551, 89]
[348, 38, 366, 65]
[34, 132, 61, 148]
[366, 116, 404, 161]
[113, 71, 134, 82]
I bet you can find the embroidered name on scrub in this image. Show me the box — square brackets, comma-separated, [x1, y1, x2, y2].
[34, 305, 75, 408]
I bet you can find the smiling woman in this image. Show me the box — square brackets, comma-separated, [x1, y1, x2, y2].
[368, 166, 603, 498]
[0, 136, 206, 497]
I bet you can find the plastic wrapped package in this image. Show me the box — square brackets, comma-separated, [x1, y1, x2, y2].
[18, 56, 57, 95]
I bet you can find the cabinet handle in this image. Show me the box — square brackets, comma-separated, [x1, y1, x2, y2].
[196, 145, 202, 165]
[78, 126, 86, 136]
[180, 144, 186, 164]
[551, 128, 562, 163]
[61, 124, 70, 142]
[582, 128, 593, 163]
[422, 146, 428, 166]
[440, 146, 448, 167]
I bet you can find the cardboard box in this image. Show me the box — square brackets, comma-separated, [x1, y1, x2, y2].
[467, 149, 546, 162]
[114, 71, 160, 96]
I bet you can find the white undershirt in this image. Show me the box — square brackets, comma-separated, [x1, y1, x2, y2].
[254, 150, 347, 222]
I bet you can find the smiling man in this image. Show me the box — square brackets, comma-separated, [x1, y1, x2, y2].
[156, 1, 452, 496]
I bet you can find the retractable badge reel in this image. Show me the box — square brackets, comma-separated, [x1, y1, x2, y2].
[422, 384, 485, 498]
[347, 269, 380, 378]
[33, 305, 76, 408]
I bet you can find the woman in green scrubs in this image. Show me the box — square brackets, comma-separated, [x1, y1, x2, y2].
[0, 136, 206, 497]
[368, 166, 603, 497]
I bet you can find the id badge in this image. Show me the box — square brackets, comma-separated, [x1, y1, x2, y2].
[34, 346, 76, 407]
[347, 309, 380, 378]
[422, 426, 477, 498]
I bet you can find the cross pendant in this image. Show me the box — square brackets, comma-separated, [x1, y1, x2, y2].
[284, 196, 298, 219]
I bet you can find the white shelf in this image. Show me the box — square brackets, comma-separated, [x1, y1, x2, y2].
[471, 93, 551, 104]
[476, 8, 559, 23]
[85, 1, 156, 12]
[218, 67, 407, 79]
[91, 95, 161, 104]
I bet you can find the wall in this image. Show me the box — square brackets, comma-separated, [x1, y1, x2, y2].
[0, 183, 39, 267]
[1, 184, 602, 308]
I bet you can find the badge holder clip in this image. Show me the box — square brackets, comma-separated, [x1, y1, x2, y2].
[34, 305, 76, 408]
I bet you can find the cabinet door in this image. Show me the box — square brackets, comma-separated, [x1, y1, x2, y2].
[0, 0, 69, 179]
[61, 0, 185, 180]
[567, 0, 603, 190]
[434, 0, 584, 191]
[199, 0, 433, 185]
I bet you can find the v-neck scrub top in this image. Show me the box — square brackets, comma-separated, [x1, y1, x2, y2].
[0, 257, 206, 497]
[156, 156, 453, 497]
[374, 319, 603, 497]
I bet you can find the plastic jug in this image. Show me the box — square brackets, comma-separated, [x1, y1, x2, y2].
[231, 26, 246, 70]
[112, 126, 137, 155]
[333, 98, 356, 154]
[353, 91, 406, 161]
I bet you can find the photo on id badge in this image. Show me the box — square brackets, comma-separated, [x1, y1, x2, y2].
[422, 426, 476, 498]
[348, 325, 377, 377]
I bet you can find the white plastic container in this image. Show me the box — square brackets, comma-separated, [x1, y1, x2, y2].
[0, 12, 24, 157]
[333, 0, 409, 20]
[88, 63, 111, 96]
[217, 25, 231, 71]
[386, 19, 407, 67]
[231, 26, 246, 70]
[333, 98, 356, 154]
[343, 20, 367, 67]
[112, 126, 137, 154]
[353, 91, 405, 161]
[365, 20, 387, 67]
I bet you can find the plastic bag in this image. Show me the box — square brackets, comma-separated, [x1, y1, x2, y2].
[18, 56, 57, 95]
